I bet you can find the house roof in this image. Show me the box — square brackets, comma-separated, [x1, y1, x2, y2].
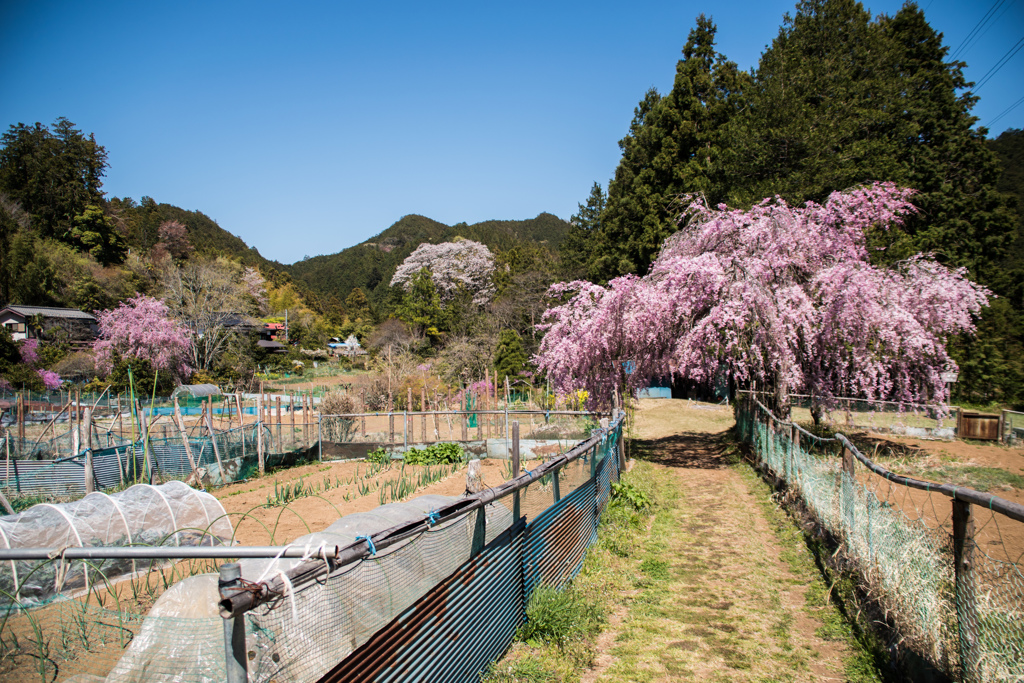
[0, 305, 96, 321]
[257, 340, 286, 349]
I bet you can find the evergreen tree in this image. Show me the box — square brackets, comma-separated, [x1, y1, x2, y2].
[592, 16, 747, 281]
[877, 4, 1016, 282]
[494, 329, 529, 385]
[724, 0, 895, 205]
[0, 118, 109, 245]
[560, 182, 606, 279]
[344, 287, 372, 320]
[398, 268, 442, 344]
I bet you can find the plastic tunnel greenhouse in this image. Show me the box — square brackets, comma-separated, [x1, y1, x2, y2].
[0, 481, 233, 604]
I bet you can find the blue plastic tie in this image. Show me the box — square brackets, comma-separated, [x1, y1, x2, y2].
[356, 535, 376, 556]
[427, 510, 440, 526]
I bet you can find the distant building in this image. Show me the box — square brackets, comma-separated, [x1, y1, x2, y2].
[328, 335, 367, 357]
[263, 323, 286, 341]
[0, 305, 98, 343]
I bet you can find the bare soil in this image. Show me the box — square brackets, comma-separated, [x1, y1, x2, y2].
[212, 458, 511, 545]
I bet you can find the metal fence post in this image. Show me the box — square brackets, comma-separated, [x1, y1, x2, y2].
[84, 408, 95, 494]
[512, 422, 520, 520]
[842, 443, 856, 540]
[256, 394, 265, 476]
[952, 499, 979, 680]
[219, 563, 248, 683]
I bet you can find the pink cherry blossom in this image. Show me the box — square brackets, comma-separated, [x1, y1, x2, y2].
[93, 295, 193, 378]
[535, 183, 989, 412]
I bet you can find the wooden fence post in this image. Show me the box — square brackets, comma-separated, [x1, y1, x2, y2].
[17, 394, 25, 442]
[205, 407, 225, 478]
[275, 396, 282, 448]
[952, 499, 979, 679]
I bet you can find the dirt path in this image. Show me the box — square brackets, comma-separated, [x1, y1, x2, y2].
[590, 399, 852, 682]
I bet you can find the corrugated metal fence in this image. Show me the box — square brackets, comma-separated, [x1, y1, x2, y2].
[308, 418, 622, 683]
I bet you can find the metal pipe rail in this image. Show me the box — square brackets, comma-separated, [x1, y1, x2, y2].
[218, 411, 624, 618]
[746, 395, 1024, 524]
[317, 410, 601, 418]
[0, 545, 341, 561]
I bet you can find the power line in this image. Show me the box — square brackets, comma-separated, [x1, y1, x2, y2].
[958, 0, 1018, 60]
[950, 0, 1009, 62]
[987, 93, 1024, 129]
[974, 35, 1024, 91]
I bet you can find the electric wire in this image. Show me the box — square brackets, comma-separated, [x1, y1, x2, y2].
[950, 0, 1011, 62]
[987, 92, 1024, 128]
[974, 35, 1024, 91]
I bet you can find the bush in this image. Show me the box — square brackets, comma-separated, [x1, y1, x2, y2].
[321, 391, 357, 442]
[610, 481, 652, 513]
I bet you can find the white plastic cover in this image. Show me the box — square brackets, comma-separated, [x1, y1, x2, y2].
[90, 493, 513, 682]
[0, 482, 233, 604]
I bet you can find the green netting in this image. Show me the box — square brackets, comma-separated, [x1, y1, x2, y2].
[737, 403, 1023, 682]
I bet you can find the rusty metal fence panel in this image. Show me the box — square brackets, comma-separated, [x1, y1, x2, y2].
[318, 518, 527, 683]
[307, 420, 623, 683]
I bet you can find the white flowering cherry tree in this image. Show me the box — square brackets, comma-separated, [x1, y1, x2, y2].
[391, 239, 496, 306]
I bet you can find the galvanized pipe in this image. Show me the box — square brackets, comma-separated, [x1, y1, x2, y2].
[218, 413, 625, 618]
[0, 545, 341, 561]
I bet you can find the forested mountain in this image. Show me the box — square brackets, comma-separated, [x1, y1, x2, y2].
[282, 212, 570, 310]
[571, 0, 1022, 406]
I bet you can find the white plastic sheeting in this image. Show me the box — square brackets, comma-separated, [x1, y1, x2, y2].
[90, 494, 513, 682]
[0, 481, 233, 603]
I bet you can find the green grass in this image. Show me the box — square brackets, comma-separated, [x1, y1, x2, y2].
[481, 462, 660, 683]
[731, 445, 889, 683]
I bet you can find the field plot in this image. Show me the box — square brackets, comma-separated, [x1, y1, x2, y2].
[214, 457, 490, 545]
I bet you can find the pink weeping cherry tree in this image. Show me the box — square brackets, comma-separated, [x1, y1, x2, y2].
[535, 183, 990, 418]
[93, 295, 193, 379]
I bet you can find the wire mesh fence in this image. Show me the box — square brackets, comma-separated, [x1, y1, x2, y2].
[737, 394, 1024, 682]
[0, 414, 623, 682]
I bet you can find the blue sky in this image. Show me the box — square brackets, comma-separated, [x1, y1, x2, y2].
[2, 0, 1022, 265]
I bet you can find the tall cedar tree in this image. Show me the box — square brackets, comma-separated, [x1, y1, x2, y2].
[592, 16, 748, 281]
[494, 329, 530, 385]
[559, 182, 606, 279]
[0, 118, 123, 259]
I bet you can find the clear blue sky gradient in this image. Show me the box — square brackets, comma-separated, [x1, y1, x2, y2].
[2, 0, 1022, 264]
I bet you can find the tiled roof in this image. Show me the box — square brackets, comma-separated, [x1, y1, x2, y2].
[1, 305, 96, 321]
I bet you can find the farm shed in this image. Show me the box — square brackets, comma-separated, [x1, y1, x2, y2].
[0, 481, 233, 604]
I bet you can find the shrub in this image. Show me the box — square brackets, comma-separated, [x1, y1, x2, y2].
[320, 391, 357, 442]
[610, 481, 652, 513]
